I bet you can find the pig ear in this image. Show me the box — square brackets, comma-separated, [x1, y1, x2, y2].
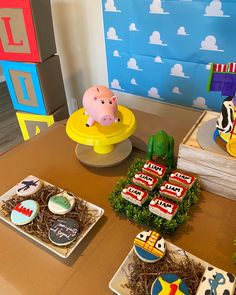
[94, 96, 98, 101]
[111, 96, 117, 102]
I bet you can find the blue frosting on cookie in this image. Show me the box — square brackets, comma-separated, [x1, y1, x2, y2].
[151, 273, 189, 295]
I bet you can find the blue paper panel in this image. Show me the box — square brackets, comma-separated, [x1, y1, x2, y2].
[1, 60, 46, 115]
[102, 0, 236, 111]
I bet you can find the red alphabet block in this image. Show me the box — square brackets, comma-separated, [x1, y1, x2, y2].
[0, 0, 56, 62]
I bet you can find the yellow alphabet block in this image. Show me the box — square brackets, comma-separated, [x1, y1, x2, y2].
[16, 111, 54, 141]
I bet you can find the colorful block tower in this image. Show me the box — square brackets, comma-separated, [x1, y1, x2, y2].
[0, 0, 68, 141]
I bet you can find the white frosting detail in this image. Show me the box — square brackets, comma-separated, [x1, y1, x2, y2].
[144, 164, 148, 168]
[177, 192, 181, 197]
[123, 189, 127, 193]
[170, 173, 174, 177]
[160, 186, 164, 190]
[187, 179, 191, 183]
[134, 174, 139, 178]
[150, 199, 156, 205]
[137, 195, 142, 201]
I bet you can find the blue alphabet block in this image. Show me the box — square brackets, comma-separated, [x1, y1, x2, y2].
[1, 55, 67, 115]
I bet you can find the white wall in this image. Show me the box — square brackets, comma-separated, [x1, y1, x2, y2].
[51, 0, 202, 124]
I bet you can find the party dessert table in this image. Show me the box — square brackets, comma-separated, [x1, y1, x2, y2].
[0, 110, 235, 295]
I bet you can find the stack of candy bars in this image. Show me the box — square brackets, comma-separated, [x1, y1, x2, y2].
[121, 160, 196, 221]
[7, 176, 80, 247]
[132, 230, 236, 295]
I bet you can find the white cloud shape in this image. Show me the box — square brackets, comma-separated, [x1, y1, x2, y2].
[172, 86, 182, 95]
[154, 56, 164, 63]
[206, 63, 212, 70]
[111, 79, 124, 90]
[149, 31, 167, 46]
[107, 27, 122, 41]
[148, 87, 160, 99]
[177, 26, 189, 36]
[200, 35, 223, 52]
[105, 0, 121, 12]
[193, 97, 208, 109]
[113, 50, 121, 57]
[170, 64, 189, 78]
[149, 0, 169, 14]
[129, 23, 138, 31]
[127, 58, 143, 71]
[131, 78, 138, 85]
[204, 0, 229, 17]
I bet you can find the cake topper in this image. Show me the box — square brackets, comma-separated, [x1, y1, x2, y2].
[207, 63, 236, 157]
[82, 85, 120, 127]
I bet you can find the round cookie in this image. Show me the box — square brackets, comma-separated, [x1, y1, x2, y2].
[133, 230, 166, 263]
[151, 274, 189, 295]
[48, 191, 75, 215]
[11, 200, 39, 225]
[48, 218, 79, 246]
[16, 176, 43, 196]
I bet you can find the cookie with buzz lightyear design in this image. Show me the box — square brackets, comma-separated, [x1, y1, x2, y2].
[133, 230, 166, 263]
[151, 274, 189, 295]
[16, 176, 43, 196]
[48, 191, 75, 215]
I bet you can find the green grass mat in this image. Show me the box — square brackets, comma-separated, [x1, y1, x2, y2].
[109, 158, 201, 234]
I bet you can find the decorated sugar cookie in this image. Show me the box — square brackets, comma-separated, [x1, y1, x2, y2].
[48, 191, 75, 215]
[48, 218, 79, 246]
[16, 176, 43, 196]
[133, 230, 166, 263]
[11, 200, 39, 225]
[151, 274, 189, 295]
[196, 265, 236, 295]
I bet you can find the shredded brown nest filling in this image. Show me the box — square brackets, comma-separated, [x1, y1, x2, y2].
[124, 249, 205, 295]
[1, 185, 97, 247]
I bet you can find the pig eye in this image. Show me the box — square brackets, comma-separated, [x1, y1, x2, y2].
[101, 100, 105, 104]
[109, 101, 112, 104]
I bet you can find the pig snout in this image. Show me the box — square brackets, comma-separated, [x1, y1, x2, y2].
[99, 114, 115, 126]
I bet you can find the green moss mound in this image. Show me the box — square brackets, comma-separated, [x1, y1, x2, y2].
[109, 158, 201, 234]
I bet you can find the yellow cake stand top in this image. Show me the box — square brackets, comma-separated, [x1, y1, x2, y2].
[66, 106, 136, 154]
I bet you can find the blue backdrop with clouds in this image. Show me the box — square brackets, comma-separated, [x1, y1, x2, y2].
[102, 0, 236, 111]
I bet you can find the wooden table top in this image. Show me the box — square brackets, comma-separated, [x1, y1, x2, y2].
[0, 116, 235, 295]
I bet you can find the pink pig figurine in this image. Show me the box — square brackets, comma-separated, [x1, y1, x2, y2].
[82, 85, 120, 127]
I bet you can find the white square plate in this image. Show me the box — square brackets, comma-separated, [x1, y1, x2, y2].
[0, 176, 104, 259]
[109, 241, 207, 295]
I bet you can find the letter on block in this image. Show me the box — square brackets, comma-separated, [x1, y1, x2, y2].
[16, 112, 54, 141]
[1, 60, 46, 115]
[1, 56, 68, 115]
[0, 0, 56, 62]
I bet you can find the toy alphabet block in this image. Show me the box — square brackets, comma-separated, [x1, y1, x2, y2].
[16, 111, 54, 141]
[0, 0, 56, 62]
[1, 55, 68, 115]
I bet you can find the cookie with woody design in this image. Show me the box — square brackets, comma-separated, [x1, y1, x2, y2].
[151, 274, 189, 295]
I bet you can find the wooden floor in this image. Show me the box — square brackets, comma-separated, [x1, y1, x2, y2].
[0, 82, 23, 155]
